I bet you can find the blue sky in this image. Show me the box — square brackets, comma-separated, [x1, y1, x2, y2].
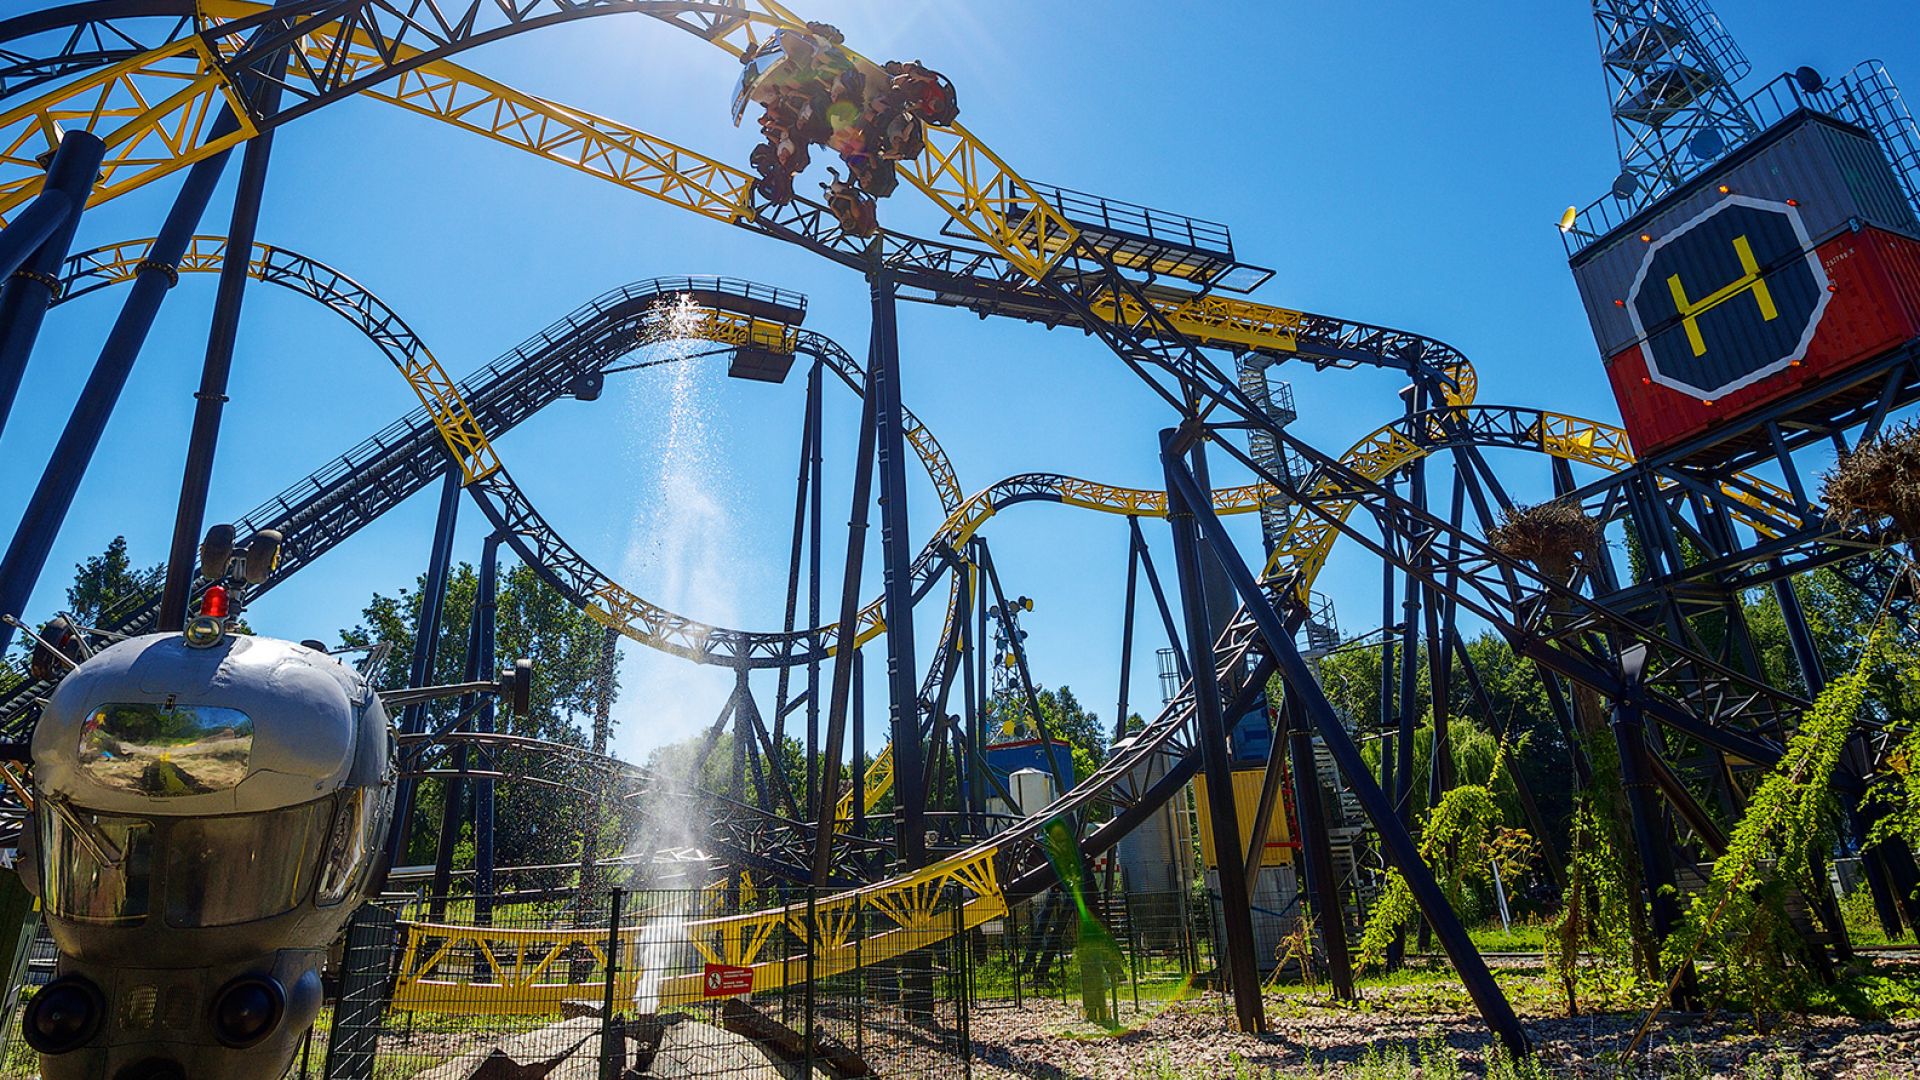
[2, 1, 1914, 762]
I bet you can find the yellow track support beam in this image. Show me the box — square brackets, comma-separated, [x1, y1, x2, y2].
[0, 36, 254, 225]
[1260, 409, 1806, 594]
[833, 741, 893, 823]
[70, 235, 502, 482]
[389, 848, 1008, 1014]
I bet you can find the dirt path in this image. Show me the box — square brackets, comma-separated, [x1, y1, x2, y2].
[967, 990, 1920, 1078]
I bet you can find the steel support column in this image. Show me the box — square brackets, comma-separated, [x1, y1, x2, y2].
[1611, 648, 1691, 998]
[1379, 547, 1397, 800]
[773, 355, 818, 764]
[1163, 437, 1527, 1056]
[578, 625, 620, 904]
[1160, 428, 1264, 1034]
[808, 368, 878, 884]
[0, 114, 241, 653]
[156, 36, 290, 631]
[1114, 522, 1141, 744]
[473, 533, 501, 924]
[429, 572, 490, 919]
[1396, 473, 1423, 827]
[807, 349, 824, 817]
[384, 465, 464, 869]
[867, 259, 925, 871]
[1287, 696, 1356, 1001]
[1133, 515, 1188, 682]
[0, 129, 106, 438]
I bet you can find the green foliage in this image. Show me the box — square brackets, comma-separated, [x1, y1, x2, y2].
[1547, 791, 1644, 1014]
[985, 683, 1109, 764]
[1663, 625, 1891, 1023]
[64, 535, 161, 626]
[1318, 632, 1573, 843]
[1865, 634, 1920, 855]
[341, 559, 615, 883]
[1356, 741, 1534, 972]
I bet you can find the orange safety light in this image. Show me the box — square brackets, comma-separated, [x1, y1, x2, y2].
[1717, 184, 1732, 195]
[1640, 233, 1653, 243]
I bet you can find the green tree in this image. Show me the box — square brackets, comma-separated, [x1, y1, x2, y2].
[65, 535, 161, 626]
[7, 536, 164, 674]
[342, 560, 617, 885]
[984, 683, 1107, 771]
[1316, 632, 1574, 840]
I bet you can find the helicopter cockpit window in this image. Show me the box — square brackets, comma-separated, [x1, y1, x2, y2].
[41, 807, 153, 924]
[162, 801, 328, 928]
[79, 702, 254, 797]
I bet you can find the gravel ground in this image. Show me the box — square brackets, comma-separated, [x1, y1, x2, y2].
[966, 985, 1920, 1078]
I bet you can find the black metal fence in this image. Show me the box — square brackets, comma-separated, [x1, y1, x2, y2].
[2, 886, 976, 1080]
[969, 889, 1220, 1027]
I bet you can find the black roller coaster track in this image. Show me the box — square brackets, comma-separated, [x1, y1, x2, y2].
[0, 234, 1834, 894]
[0, 248, 957, 726]
[3, 233, 1878, 813]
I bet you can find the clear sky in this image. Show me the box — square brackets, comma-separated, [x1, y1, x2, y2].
[2, 1, 1914, 763]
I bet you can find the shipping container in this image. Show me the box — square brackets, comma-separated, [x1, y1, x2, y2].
[1572, 110, 1918, 360]
[982, 737, 1076, 794]
[1192, 765, 1295, 868]
[1604, 224, 1920, 456]
[1568, 107, 1920, 461]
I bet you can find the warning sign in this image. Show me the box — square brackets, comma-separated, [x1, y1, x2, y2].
[702, 963, 754, 998]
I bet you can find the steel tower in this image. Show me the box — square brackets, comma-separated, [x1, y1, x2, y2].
[1593, 0, 1758, 209]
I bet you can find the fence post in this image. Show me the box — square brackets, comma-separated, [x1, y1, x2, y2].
[1125, 889, 1140, 1013]
[599, 887, 624, 1080]
[804, 884, 816, 1077]
[953, 886, 971, 1077]
[854, 906, 865, 1057]
[322, 905, 398, 1080]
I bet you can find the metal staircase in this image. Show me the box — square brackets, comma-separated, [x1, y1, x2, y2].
[1313, 739, 1377, 915]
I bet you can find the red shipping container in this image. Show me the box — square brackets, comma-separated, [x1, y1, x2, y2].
[1604, 225, 1920, 458]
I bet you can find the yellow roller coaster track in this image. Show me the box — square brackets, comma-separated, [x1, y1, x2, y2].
[64, 237, 997, 674]
[0, 2, 1480, 407]
[63, 234, 505, 483]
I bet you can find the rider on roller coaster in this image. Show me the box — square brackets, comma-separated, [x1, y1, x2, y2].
[732, 21, 958, 237]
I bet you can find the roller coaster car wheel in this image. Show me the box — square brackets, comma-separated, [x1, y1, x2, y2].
[500, 658, 533, 717]
[240, 529, 282, 586]
[28, 617, 82, 683]
[199, 523, 236, 580]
